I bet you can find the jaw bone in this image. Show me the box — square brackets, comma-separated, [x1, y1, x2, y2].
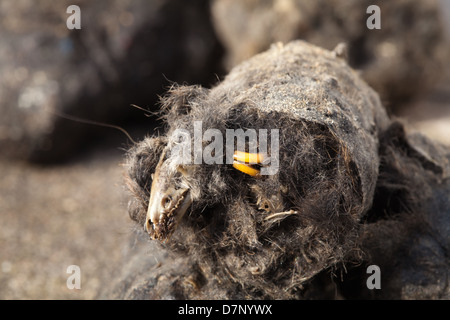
[145, 150, 194, 240]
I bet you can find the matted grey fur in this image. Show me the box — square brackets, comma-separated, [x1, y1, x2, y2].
[115, 40, 449, 300]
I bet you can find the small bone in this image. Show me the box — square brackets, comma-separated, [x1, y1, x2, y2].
[264, 210, 298, 221]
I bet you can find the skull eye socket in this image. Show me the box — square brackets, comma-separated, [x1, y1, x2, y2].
[161, 196, 172, 209]
[173, 171, 183, 190]
[260, 201, 271, 212]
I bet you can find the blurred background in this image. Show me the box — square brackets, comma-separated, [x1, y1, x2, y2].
[0, 0, 449, 299]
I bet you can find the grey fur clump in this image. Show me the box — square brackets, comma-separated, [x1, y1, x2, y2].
[116, 40, 449, 300]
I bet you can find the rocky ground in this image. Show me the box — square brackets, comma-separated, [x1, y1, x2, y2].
[399, 77, 450, 146]
[0, 145, 134, 299]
